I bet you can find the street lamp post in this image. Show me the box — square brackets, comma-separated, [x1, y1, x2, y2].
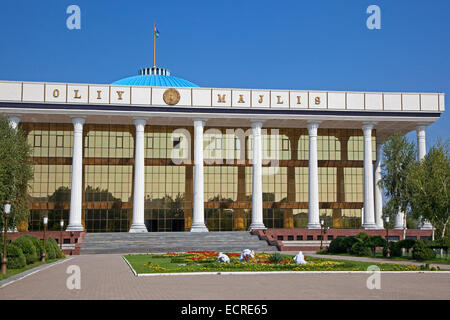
[1, 201, 11, 275]
[59, 219, 64, 251]
[41, 215, 48, 262]
[385, 216, 390, 258]
[320, 219, 324, 250]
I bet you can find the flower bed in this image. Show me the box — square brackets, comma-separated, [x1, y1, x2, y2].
[124, 251, 431, 274]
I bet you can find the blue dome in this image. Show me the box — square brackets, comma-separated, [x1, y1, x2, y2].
[112, 75, 198, 87]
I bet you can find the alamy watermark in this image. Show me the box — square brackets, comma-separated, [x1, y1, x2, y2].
[366, 5, 381, 30]
[170, 128, 280, 175]
[66, 265, 81, 290]
[66, 5, 81, 30]
[366, 265, 381, 290]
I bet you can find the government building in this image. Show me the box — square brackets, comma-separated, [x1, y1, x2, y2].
[0, 65, 445, 234]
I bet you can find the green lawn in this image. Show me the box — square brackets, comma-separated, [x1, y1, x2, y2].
[0, 259, 61, 281]
[124, 252, 436, 274]
[317, 251, 450, 265]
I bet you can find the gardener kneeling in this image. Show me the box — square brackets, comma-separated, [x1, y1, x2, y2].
[216, 252, 230, 263]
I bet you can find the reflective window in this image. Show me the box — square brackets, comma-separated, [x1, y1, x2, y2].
[26, 124, 372, 231]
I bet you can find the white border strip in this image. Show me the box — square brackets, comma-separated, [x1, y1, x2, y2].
[134, 270, 450, 277]
[122, 256, 137, 276]
[0, 257, 74, 288]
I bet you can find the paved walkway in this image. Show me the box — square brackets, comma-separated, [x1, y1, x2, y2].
[0, 254, 449, 299]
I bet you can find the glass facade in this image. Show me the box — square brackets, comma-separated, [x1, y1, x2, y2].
[25, 123, 73, 231]
[25, 123, 375, 232]
[83, 125, 134, 232]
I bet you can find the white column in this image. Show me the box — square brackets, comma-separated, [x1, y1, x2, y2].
[7, 115, 20, 232]
[66, 117, 85, 231]
[307, 121, 321, 229]
[249, 121, 266, 230]
[394, 210, 405, 229]
[374, 143, 384, 229]
[129, 119, 148, 232]
[190, 119, 208, 232]
[417, 125, 427, 161]
[417, 125, 433, 230]
[362, 123, 377, 229]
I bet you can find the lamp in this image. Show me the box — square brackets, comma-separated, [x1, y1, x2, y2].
[1, 201, 11, 274]
[320, 219, 325, 251]
[384, 216, 390, 258]
[59, 219, 64, 250]
[4, 202, 11, 216]
[41, 215, 48, 262]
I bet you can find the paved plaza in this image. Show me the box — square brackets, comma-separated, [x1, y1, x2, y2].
[0, 254, 449, 300]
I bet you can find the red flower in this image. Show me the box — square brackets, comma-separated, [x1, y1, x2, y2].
[228, 253, 241, 257]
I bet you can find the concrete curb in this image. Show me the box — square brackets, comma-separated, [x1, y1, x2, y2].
[122, 256, 138, 277]
[134, 270, 450, 277]
[0, 257, 74, 289]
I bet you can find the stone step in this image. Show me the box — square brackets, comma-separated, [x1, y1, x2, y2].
[80, 231, 277, 254]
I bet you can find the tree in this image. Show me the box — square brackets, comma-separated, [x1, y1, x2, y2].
[0, 116, 33, 230]
[408, 141, 449, 239]
[381, 134, 416, 239]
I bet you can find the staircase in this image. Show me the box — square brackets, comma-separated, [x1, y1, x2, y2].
[80, 232, 277, 254]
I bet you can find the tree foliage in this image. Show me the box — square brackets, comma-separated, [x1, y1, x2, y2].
[408, 141, 449, 239]
[381, 134, 416, 214]
[0, 116, 33, 229]
[381, 134, 416, 237]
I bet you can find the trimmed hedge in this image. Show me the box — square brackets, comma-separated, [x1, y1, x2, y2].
[47, 237, 64, 259]
[12, 236, 38, 264]
[383, 241, 402, 257]
[412, 240, 435, 261]
[351, 241, 373, 256]
[20, 234, 43, 257]
[1, 243, 27, 269]
[328, 234, 446, 262]
[328, 233, 385, 256]
[328, 237, 348, 253]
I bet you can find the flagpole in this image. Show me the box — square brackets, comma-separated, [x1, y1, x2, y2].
[153, 22, 156, 68]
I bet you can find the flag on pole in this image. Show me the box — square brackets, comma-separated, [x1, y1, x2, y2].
[154, 27, 160, 38]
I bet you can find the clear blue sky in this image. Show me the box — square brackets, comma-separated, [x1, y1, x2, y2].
[0, 0, 448, 147]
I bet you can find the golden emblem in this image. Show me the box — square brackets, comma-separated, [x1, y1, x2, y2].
[163, 88, 180, 105]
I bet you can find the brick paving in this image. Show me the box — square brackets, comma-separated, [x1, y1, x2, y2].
[0, 254, 449, 300]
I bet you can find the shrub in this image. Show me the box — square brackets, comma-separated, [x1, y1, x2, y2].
[1, 243, 27, 269]
[355, 232, 370, 242]
[342, 236, 358, 253]
[328, 237, 348, 253]
[367, 236, 386, 256]
[396, 239, 416, 250]
[19, 234, 43, 257]
[369, 236, 386, 248]
[268, 252, 283, 263]
[47, 237, 64, 258]
[42, 239, 57, 260]
[12, 236, 38, 264]
[412, 240, 435, 261]
[430, 237, 450, 247]
[389, 241, 402, 257]
[350, 241, 372, 256]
